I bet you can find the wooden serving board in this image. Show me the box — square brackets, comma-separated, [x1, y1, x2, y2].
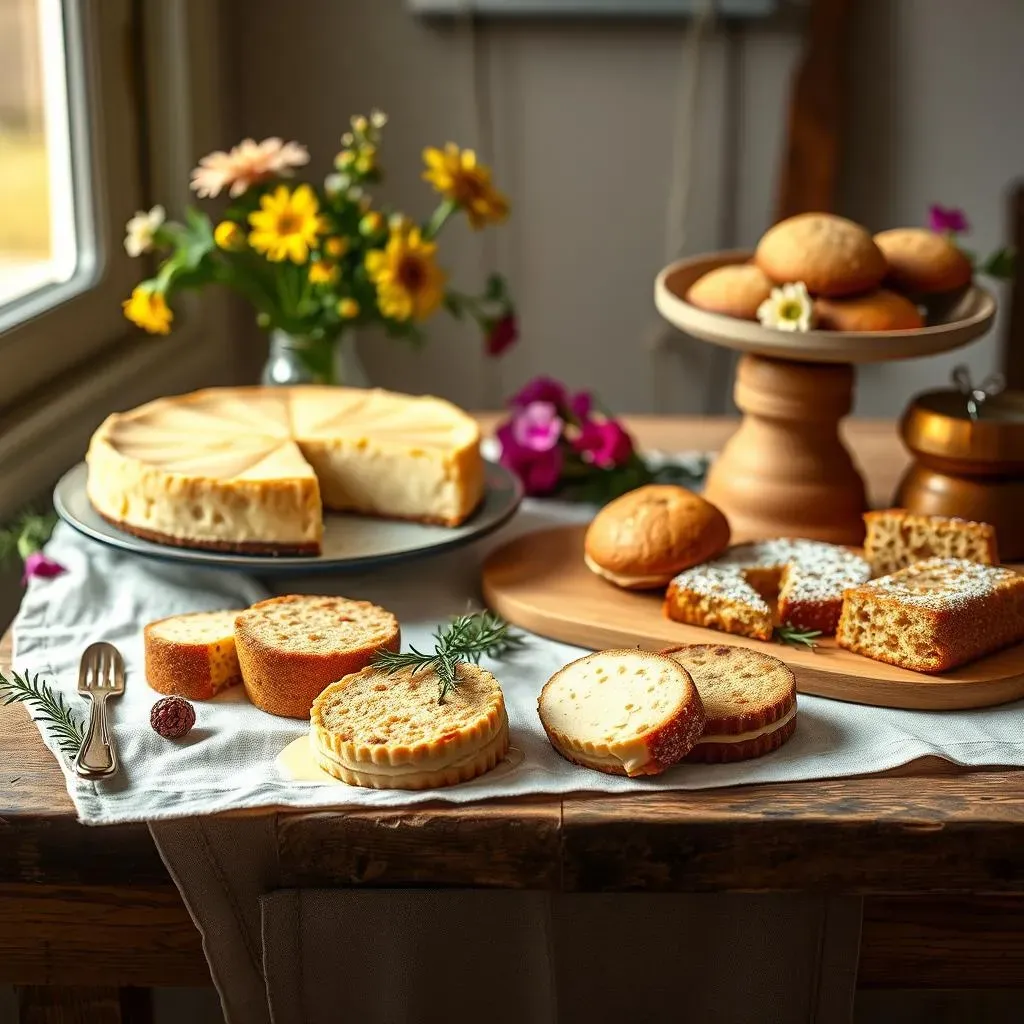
[481, 526, 1024, 711]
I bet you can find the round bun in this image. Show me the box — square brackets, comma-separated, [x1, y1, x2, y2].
[874, 227, 973, 295]
[755, 212, 887, 297]
[815, 288, 924, 332]
[584, 484, 731, 590]
[684, 264, 774, 320]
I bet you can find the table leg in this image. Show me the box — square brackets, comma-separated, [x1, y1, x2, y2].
[15, 985, 153, 1024]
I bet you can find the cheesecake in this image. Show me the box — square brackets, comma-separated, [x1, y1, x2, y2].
[86, 386, 485, 554]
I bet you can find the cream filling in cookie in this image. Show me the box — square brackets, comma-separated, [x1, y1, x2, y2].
[694, 705, 797, 746]
[583, 552, 671, 588]
[312, 715, 509, 782]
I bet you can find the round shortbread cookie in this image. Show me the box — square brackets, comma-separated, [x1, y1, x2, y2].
[661, 644, 797, 763]
[815, 289, 924, 332]
[755, 213, 887, 297]
[874, 227, 973, 295]
[684, 264, 775, 320]
[584, 485, 731, 591]
[538, 649, 706, 777]
[311, 662, 508, 790]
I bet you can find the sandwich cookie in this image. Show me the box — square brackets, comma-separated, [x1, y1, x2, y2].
[538, 649, 706, 777]
[310, 662, 509, 789]
[584, 484, 731, 591]
[661, 644, 797, 762]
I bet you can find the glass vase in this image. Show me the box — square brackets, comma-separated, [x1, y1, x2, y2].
[260, 329, 369, 387]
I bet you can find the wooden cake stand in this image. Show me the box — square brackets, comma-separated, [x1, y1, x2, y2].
[654, 251, 997, 545]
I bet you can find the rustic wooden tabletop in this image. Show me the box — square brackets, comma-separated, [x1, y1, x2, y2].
[3, 417, 1023, 1010]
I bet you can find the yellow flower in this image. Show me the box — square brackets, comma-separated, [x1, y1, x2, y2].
[214, 220, 245, 251]
[359, 211, 385, 236]
[335, 149, 356, 170]
[248, 184, 326, 264]
[422, 143, 509, 228]
[123, 286, 173, 335]
[351, 114, 368, 134]
[309, 260, 339, 285]
[365, 226, 445, 323]
[324, 236, 349, 258]
[355, 150, 376, 175]
[337, 297, 360, 319]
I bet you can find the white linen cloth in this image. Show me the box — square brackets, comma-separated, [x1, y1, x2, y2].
[11, 499, 1024, 826]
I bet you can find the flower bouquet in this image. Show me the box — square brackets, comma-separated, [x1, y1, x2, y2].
[122, 111, 517, 384]
[496, 377, 707, 504]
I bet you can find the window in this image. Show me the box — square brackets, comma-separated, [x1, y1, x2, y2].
[0, 0, 79, 310]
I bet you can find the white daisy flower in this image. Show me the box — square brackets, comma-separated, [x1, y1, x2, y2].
[124, 205, 165, 258]
[757, 281, 815, 332]
[370, 109, 388, 129]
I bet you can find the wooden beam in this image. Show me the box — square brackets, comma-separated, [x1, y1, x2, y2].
[1001, 182, 1024, 388]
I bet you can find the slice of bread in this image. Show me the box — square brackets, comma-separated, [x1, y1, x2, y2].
[863, 508, 998, 577]
[235, 595, 400, 719]
[537, 649, 705, 777]
[144, 610, 245, 700]
[310, 662, 509, 789]
[836, 557, 1024, 673]
[661, 644, 797, 762]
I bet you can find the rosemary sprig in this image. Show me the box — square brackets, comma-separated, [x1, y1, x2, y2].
[774, 623, 822, 651]
[372, 610, 525, 704]
[0, 668, 84, 757]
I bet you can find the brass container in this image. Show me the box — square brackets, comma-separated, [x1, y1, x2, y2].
[895, 389, 1024, 559]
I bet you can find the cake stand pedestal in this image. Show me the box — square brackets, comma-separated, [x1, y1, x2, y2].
[654, 251, 997, 545]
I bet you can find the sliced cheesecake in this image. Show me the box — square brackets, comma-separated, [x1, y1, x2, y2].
[85, 386, 485, 554]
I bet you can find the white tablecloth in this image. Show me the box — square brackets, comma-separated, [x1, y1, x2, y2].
[12, 502, 1024, 826]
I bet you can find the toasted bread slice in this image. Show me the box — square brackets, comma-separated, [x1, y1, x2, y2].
[537, 649, 705, 777]
[863, 508, 998, 577]
[837, 557, 1024, 673]
[144, 610, 245, 700]
[310, 662, 509, 789]
[235, 595, 400, 719]
[661, 644, 797, 762]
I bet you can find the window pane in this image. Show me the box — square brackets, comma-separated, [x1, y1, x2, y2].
[0, 0, 77, 307]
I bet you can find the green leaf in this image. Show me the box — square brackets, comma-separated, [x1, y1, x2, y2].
[484, 273, 506, 301]
[982, 247, 1016, 280]
[443, 293, 465, 320]
[0, 668, 85, 758]
[774, 623, 821, 650]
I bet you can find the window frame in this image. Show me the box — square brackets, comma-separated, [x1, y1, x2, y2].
[0, 0, 237, 520]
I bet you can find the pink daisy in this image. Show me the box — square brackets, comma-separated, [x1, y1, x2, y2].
[190, 137, 310, 199]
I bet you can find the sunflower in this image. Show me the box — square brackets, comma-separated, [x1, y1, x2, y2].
[365, 227, 445, 322]
[422, 144, 509, 228]
[248, 184, 326, 264]
[123, 286, 173, 335]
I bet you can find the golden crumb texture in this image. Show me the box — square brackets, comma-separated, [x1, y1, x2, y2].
[863, 508, 998, 577]
[235, 594, 400, 719]
[310, 662, 509, 790]
[144, 609, 245, 700]
[837, 557, 1024, 673]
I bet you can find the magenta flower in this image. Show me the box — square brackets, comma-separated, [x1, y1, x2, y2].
[511, 401, 562, 452]
[22, 551, 66, 584]
[568, 390, 593, 421]
[574, 419, 634, 469]
[485, 313, 518, 357]
[929, 204, 969, 235]
[496, 419, 564, 496]
[509, 376, 567, 410]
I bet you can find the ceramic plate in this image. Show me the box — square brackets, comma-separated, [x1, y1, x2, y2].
[54, 460, 523, 575]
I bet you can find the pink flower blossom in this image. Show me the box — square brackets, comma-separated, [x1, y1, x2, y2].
[190, 137, 310, 199]
[568, 390, 593, 420]
[497, 420, 565, 496]
[511, 401, 562, 452]
[485, 313, 518, 357]
[928, 204, 969, 235]
[509, 376, 567, 410]
[22, 552, 66, 585]
[574, 419, 634, 469]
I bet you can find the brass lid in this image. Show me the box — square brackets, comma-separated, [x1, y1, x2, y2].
[900, 389, 1024, 473]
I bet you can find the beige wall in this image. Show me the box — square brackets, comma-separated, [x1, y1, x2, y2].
[224, 0, 1022, 417]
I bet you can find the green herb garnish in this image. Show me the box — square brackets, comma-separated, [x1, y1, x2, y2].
[1, 668, 84, 758]
[372, 610, 524, 704]
[774, 623, 822, 651]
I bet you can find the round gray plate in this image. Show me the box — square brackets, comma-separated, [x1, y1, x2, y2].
[54, 461, 523, 575]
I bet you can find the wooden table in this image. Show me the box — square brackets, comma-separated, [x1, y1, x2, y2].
[4, 417, 1024, 1021]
